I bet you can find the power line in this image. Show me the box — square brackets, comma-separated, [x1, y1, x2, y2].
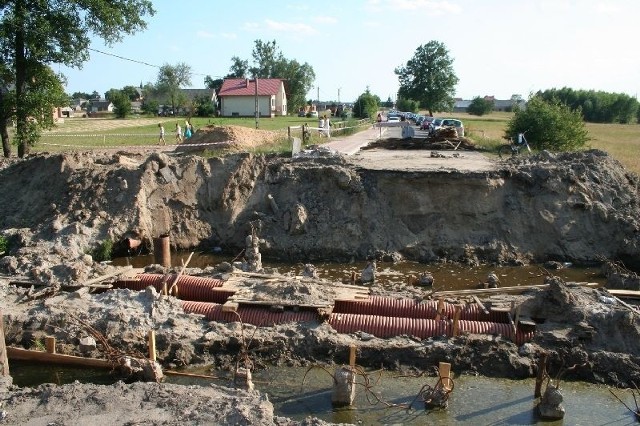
[88, 47, 221, 78]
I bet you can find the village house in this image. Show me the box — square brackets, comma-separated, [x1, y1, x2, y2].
[218, 78, 287, 118]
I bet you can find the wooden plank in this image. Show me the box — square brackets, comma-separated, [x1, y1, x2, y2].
[0, 312, 8, 377]
[438, 362, 452, 391]
[472, 295, 489, 314]
[223, 299, 331, 309]
[433, 282, 599, 297]
[7, 347, 114, 369]
[221, 301, 239, 313]
[607, 289, 640, 299]
[83, 265, 133, 286]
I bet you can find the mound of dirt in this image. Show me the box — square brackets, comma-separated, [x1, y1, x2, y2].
[177, 125, 282, 152]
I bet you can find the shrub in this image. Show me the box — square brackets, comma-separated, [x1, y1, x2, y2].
[0, 235, 7, 254]
[505, 96, 589, 151]
[467, 96, 494, 116]
[93, 239, 114, 262]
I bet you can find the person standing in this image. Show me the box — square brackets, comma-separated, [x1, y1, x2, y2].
[184, 120, 192, 139]
[158, 123, 165, 145]
[175, 122, 183, 143]
[318, 115, 325, 137]
[324, 114, 331, 138]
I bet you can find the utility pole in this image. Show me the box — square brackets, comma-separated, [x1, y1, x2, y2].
[316, 86, 320, 106]
[338, 88, 341, 104]
[254, 76, 259, 129]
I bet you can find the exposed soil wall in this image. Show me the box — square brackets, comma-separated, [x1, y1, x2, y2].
[1, 149, 638, 287]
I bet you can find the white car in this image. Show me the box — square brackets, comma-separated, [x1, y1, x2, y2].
[388, 116, 401, 123]
[432, 118, 464, 137]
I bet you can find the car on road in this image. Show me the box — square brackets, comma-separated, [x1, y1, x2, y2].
[432, 118, 464, 137]
[388, 116, 401, 123]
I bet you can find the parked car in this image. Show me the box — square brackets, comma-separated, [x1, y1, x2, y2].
[420, 116, 435, 130]
[309, 111, 319, 118]
[440, 118, 464, 137]
[388, 115, 401, 123]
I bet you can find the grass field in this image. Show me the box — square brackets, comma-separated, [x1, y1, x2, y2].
[30, 112, 640, 175]
[431, 111, 640, 174]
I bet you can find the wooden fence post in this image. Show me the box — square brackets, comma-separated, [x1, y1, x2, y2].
[0, 312, 9, 377]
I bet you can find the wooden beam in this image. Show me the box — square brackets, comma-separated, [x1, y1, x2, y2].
[349, 345, 356, 367]
[0, 312, 8, 377]
[472, 295, 489, 314]
[452, 305, 462, 337]
[45, 336, 56, 354]
[83, 265, 133, 287]
[148, 330, 156, 362]
[433, 282, 599, 297]
[221, 301, 239, 313]
[7, 347, 114, 369]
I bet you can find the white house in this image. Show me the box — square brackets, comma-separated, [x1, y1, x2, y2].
[218, 78, 287, 118]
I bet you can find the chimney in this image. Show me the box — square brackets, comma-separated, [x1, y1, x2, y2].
[246, 78, 249, 88]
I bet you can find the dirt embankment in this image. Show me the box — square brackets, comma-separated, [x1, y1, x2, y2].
[1, 145, 640, 424]
[1, 148, 638, 287]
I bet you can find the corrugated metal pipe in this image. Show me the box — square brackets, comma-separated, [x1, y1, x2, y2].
[334, 296, 510, 323]
[181, 301, 320, 326]
[114, 273, 230, 303]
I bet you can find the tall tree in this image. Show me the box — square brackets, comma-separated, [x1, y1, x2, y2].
[155, 63, 192, 115]
[353, 88, 379, 119]
[227, 56, 249, 78]
[247, 39, 315, 113]
[0, 0, 155, 157]
[395, 41, 459, 116]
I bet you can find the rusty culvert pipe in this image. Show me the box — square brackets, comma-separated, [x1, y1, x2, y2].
[327, 313, 534, 344]
[458, 320, 534, 345]
[181, 301, 320, 326]
[328, 313, 452, 339]
[334, 296, 510, 323]
[114, 274, 230, 303]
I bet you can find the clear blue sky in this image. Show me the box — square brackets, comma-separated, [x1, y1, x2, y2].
[58, 0, 639, 103]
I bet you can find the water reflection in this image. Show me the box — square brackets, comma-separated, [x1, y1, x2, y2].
[112, 252, 606, 292]
[11, 362, 636, 425]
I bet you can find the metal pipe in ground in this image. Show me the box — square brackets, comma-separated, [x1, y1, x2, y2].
[153, 235, 171, 268]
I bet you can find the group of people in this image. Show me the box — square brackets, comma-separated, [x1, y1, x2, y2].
[318, 114, 331, 137]
[158, 121, 193, 145]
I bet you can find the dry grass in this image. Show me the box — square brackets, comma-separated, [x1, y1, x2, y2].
[25, 113, 640, 175]
[424, 111, 640, 175]
[585, 123, 640, 174]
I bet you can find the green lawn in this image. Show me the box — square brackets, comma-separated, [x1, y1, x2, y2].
[28, 112, 640, 175]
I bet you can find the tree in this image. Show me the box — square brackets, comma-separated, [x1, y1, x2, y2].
[0, 0, 155, 157]
[193, 94, 215, 117]
[395, 41, 459, 116]
[155, 63, 192, 115]
[231, 40, 315, 113]
[353, 88, 379, 119]
[396, 98, 420, 113]
[110, 91, 132, 118]
[467, 96, 494, 116]
[505, 95, 588, 151]
[71, 91, 92, 100]
[227, 56, 249, 78]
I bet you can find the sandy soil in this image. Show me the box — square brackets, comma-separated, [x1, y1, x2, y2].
[1, 125, 640, 424]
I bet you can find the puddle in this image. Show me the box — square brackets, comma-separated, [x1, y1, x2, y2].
[112, 252, 606, 292]
[12, 362, 635, 425]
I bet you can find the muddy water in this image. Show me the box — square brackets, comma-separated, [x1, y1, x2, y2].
[112, 252, 606, 291]
[11, 363, 635, 425]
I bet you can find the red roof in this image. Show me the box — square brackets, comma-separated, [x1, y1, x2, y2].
[219, 78, 283, 96]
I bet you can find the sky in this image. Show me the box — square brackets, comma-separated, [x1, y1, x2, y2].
[58, 0, 640, 104]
